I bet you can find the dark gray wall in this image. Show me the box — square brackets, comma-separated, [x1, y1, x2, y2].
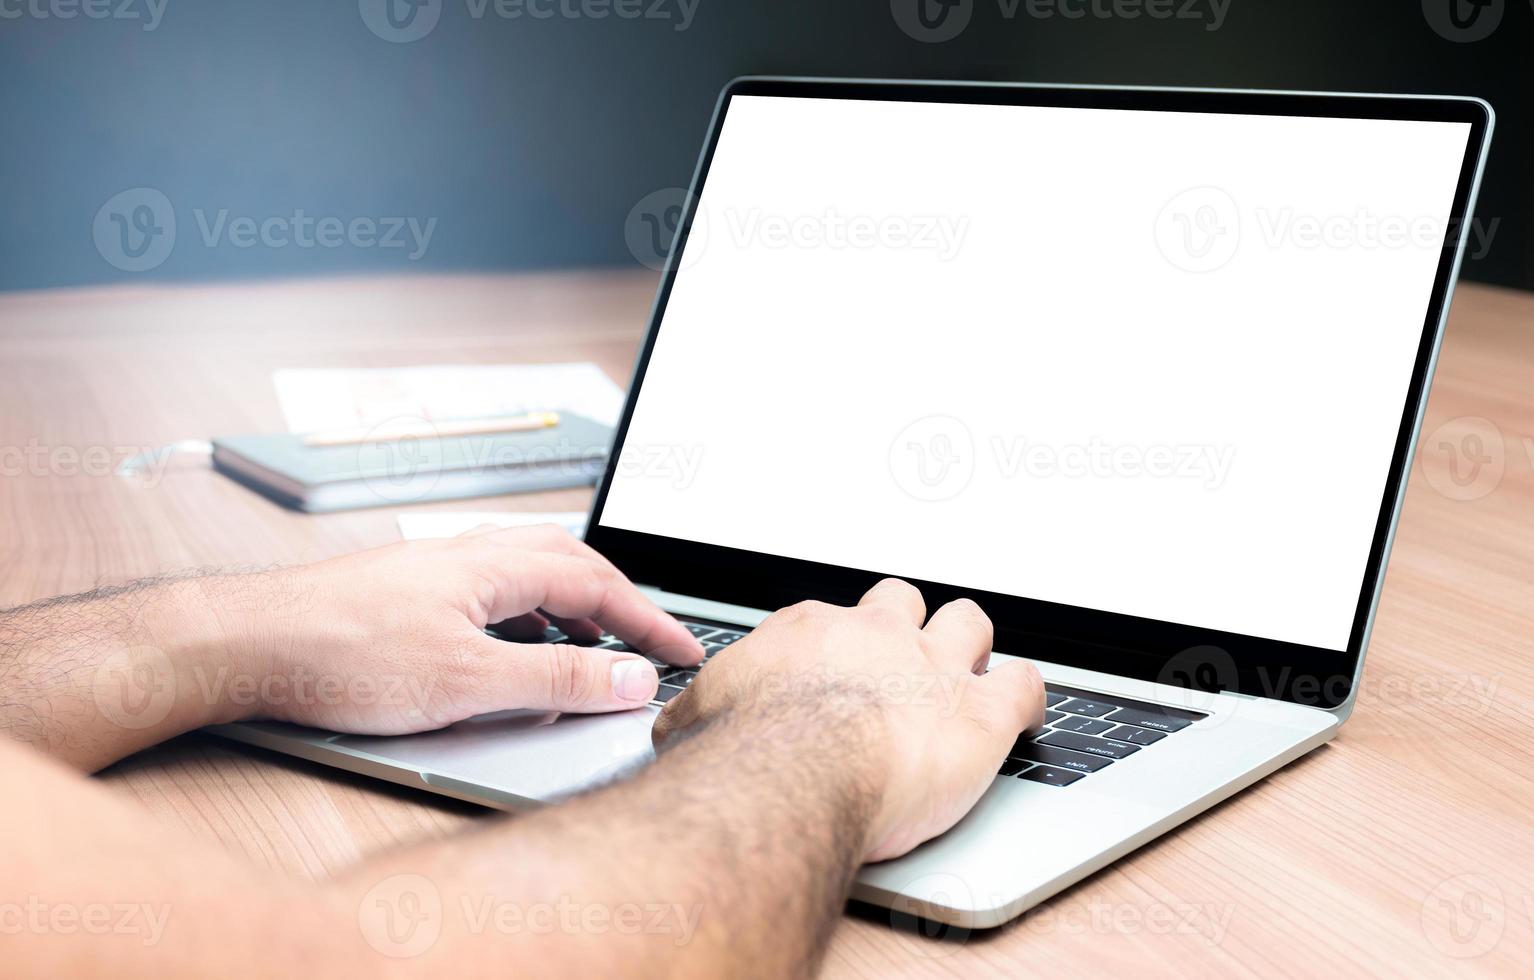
[2, 0, 1530, 292]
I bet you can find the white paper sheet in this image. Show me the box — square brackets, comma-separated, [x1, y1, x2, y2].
[274, 363, 625, 434]
[396, 511, 588, 541]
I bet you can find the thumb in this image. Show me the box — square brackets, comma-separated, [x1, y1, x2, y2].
[468, 636, 661, 714]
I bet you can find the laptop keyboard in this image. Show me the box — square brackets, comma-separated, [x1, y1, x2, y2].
[1005, 685, 1206, 786]
[531, 619, 1206, 785]
[529, 620, 744, 703]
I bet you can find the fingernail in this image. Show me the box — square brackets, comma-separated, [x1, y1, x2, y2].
[611, 659, 658, 704]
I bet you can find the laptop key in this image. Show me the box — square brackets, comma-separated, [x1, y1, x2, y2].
[684, 623, 720, 638]
[998, 758, 1028, 777]
[1013, 742, 1113, 773]
[599, 641, 638, 653]
[1104, 707, 1197, 733]
[1043, 709, 1067, 726]
[653, 684, 686, 704]
[708, 630, 747, 646]
[1053, 716, 1113, 736]
[1037, 730, 1141, 760]
[1019, 765, 1085, 787]
[1103, 724, 1166, 746]
[1056, 697, 1116, 718]
[701, 642, 726, 659]
[1044, 691, 1070, 708]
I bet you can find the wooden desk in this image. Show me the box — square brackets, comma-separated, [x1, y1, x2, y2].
[2, 273, 1530, 976]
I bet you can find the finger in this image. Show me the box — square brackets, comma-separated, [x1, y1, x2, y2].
[465, 634, 660, 713]
[472, 526, 667, 646]
[923, 598, 995, 673]
[857, 578, 926, 627]
[542, 613, 603, 643]
[982, 658, 1046, 734]
[486, 611, 549, 641]
[478, 551, 702, 665]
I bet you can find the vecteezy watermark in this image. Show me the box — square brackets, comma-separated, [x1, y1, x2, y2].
[93, 188, 438, 273]
[887, 872, 1236, 953]
[992, 437, 1236, 488]
[1421, 0, 1504, 43]
[720, 208, 969, 261]
[91, 648, 445, 731]
[890, 0, 974, 43]
[1156, 644, 1241, 726]
[886, 871, 974, 954]
[0, 898, 172, 947]
[1, 439, 180, 486]
[359, 0, 699, 43]
[93, 188, 177, 273]
[92, 645, 178, 731]
[744, 666, 971, 717]
[346, 415, 702, 506]
[1154, 186, 1500, 274]
[892, 0, 1228, 43]
[191, 665, 438, 715]
[1154, 642, 1503, 728]
[192, 209, 437, 260]
[623, 189, 968, 271]
[1418, 416, 1522, 503]
[1154, 186, 1241, 273]
[360, 875, 443, 958]
[1022, 897, 1236, 944]
[357, 874, 703, 958]
[889, 416, 1237, 503]
[889, 416, 976, 503]
[624, 187, 705, 272]
[358, 0, 443, 42]
[0, 0, 167, 30]
[1420, 873, 1512, 958]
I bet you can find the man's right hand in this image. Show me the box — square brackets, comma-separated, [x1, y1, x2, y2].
[653, 579, 1045, 862]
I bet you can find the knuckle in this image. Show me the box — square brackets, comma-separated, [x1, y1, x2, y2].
[861, 604, 907, 630]
[949, 597, 989, 622]
[581, 559, 618, 587]
[650, 695, 696, 750]
[1016, 659, 1044, 693]
[542, 644, 597, 707]
[775, 600, 815, 624]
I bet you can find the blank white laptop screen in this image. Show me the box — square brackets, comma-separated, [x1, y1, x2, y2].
[599, 94, 1472, 652]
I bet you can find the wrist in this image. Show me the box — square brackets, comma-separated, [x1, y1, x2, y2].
[660, 697, 893, 861]
[142, 571, 312, 725]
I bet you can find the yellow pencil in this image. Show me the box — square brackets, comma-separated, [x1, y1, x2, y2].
[302, 411, 561, 448]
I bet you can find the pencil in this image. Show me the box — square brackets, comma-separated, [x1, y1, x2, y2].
[302, 411, 561, 448]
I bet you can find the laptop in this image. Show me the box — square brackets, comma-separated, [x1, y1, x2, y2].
[214, 79, 1493, 929]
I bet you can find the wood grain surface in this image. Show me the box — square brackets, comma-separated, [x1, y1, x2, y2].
[1, 272, 1529, 976]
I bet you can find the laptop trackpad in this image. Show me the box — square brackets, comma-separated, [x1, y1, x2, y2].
[332, 707, 661, 806]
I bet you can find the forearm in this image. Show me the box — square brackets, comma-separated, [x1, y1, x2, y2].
[1, 700, 882, 979]
[324, 703, 883, 977]
[0, 573, 288, 771]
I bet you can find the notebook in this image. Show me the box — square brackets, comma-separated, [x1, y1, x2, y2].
[212, 413, 612, 513]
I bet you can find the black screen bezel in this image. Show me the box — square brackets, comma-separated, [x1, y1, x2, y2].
[584, 78, 1492, 710]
